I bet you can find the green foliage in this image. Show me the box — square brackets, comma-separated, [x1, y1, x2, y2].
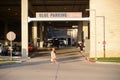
[0, 59, 16, 64]
[97, 57, 120, 63]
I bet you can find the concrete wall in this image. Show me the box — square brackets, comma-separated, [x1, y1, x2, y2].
[90, 0, 120, 57]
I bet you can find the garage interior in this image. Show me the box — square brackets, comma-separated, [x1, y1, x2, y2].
[0, 0, 89, 42]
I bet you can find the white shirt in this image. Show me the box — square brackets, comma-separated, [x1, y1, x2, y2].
[51, 51, 56, 58]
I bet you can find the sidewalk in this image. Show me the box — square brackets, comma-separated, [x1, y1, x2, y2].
[0, 56, 21, 60]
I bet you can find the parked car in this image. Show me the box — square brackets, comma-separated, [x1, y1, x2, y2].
[28, 44, 35, 52]
[12, 44, 35, 56]
[0, 43, 9, 56]
[12, 46, 21, 56]
[44, 39, 60, 48]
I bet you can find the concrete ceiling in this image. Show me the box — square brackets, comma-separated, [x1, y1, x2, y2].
[0, 0, 89, 27]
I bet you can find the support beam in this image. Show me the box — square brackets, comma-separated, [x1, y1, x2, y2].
[83, 22, 89, 40]
[4, 20, 8, 46]
[21, 0, 28, 58]
[90, 0, 97, 59]
[32, 22, 38, 48]
[43, 26, 47, 43]
[77, 22, 83, 44]
[39, 22, 44, 48]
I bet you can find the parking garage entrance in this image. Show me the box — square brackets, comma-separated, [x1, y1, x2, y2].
[23, 13, 89, 58]
[21, 0, 90, 58]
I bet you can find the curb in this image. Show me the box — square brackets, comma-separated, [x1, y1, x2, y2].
[84, 57, 96, 63]
[96, 61, 120, 65]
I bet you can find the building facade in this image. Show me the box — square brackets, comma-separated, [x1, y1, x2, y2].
[89, 0, 120, 58]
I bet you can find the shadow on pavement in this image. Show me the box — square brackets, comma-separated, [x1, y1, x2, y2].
[0, 47, 85, 69]
[0, 55, 84, 69]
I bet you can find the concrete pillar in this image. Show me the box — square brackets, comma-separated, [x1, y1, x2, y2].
[39, 22, 43, 48]
[4, 21, 8, 46]
[21, 0, 28, 58]
[43, 26, 47, 42]
[32, 22, 38, 48]
[90, 0, 97, 59]
[28, 23, 33, 43]
[32, 22, 38, 47]
[83, 21, 90, 57]
[77, 22, 83, 44]
[83, 22, 89, 40]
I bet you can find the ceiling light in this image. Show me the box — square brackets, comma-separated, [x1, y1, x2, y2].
[66, 21, 68, 23]
[15, 13, 18, 15]
[48, 22, 51, 24]
[8, 8, 11, 11]
[72, 25, 78, 28]
[64, 8, 67, 10]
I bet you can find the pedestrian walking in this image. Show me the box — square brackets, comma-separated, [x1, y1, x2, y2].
[79, 42, 84, 51]
[50, 48, 58, 64]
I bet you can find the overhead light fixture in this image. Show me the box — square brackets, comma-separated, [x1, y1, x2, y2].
[15, 13, 18, 15]
[66, 21, 68, 23]
[64, 8, 67, 10]
[48, 22, 51, 24]
[85, 9, 90, 11]
[8, 8, 11, 11]
[72, 25, 78, 28]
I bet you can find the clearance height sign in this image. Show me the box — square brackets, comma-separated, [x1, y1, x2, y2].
[36, 12, 82, 18]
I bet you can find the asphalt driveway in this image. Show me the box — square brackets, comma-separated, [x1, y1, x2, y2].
[0, 47, 120, 80]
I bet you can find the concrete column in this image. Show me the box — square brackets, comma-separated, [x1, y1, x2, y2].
[43, 26, 47, 42]
[28, 23, 33, 43]
[32, 22, 37, 48]
[83, 21, 90, 57]
[90, 0, 97, 58]
[21, 0, 28, 58]
[39, 22, 43, 48]
[4, 21, 8, 46]
[83, 22, 89, 40]
[77, 22, 83, 44]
